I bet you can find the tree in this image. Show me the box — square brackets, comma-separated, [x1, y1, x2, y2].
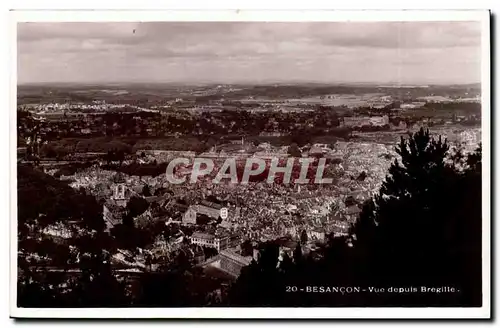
[293, 244, 302, 264]
[68, 251, 129, 307]
[17, 164, 103, 230]
[356, 171, 367, 181]
[126, 196, 149, 220]
[142, 184, 152, 197]
[228, 243, 282, 306]
[300, 230, 308, 244]
[240, 240, 253, 257]
[287, 143, 302, 158]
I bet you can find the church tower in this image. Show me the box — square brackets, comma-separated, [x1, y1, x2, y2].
[113, 183, 127, 207]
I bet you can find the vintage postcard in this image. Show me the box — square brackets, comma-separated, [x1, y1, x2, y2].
[10, 10, 490, 319]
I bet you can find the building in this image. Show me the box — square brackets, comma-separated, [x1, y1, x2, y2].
[341, 116, 371, 127]
[196, 200, 223, 218]
[102, 183, 130, 231]
[112, 183, 129, 207]
[308, 228, 326, 242]
[416, 96, 452, 103]
[309, 145, 327, 156]
[369, 115, 389, 126]
[134, 209, 153, 228]
[190, 231, 229, 252]
[259, 131, 282, 137]
[103, 201, 127, 232]
[41, 222, 82, 243]
[274, 237, 299, 261]
[345, 205, 362, 221]
[200, 248, 252, 278]
[342, 116, 389, 128]
[166, 200, 189, 215]
[218, 249, 252, 277]
[400, 102, 426, 109]
[229, 137, 245, 145]
[182, 207, 197, 225]
[183, 200, 225, 225]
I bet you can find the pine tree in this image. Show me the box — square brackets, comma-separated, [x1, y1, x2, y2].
[142, 184, 152, 197]
[300, 230, 308, 244]
[293, 243, 302, 264]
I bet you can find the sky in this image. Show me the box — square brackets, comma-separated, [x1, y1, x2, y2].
[17, 21, 482, 85]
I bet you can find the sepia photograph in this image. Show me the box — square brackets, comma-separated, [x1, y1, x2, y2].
[10, 10, 490, 319]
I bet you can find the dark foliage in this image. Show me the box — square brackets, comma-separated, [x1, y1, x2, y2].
[17, 165, 128, 307]
[240, 240, 254, 257]
[17, 164, 104, 231]
[287, 143, 302, 158]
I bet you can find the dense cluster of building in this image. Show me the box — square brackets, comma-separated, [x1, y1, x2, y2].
[18, 86, 482, 281]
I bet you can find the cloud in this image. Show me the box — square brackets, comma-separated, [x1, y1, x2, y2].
[17, 21, 482, 84]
